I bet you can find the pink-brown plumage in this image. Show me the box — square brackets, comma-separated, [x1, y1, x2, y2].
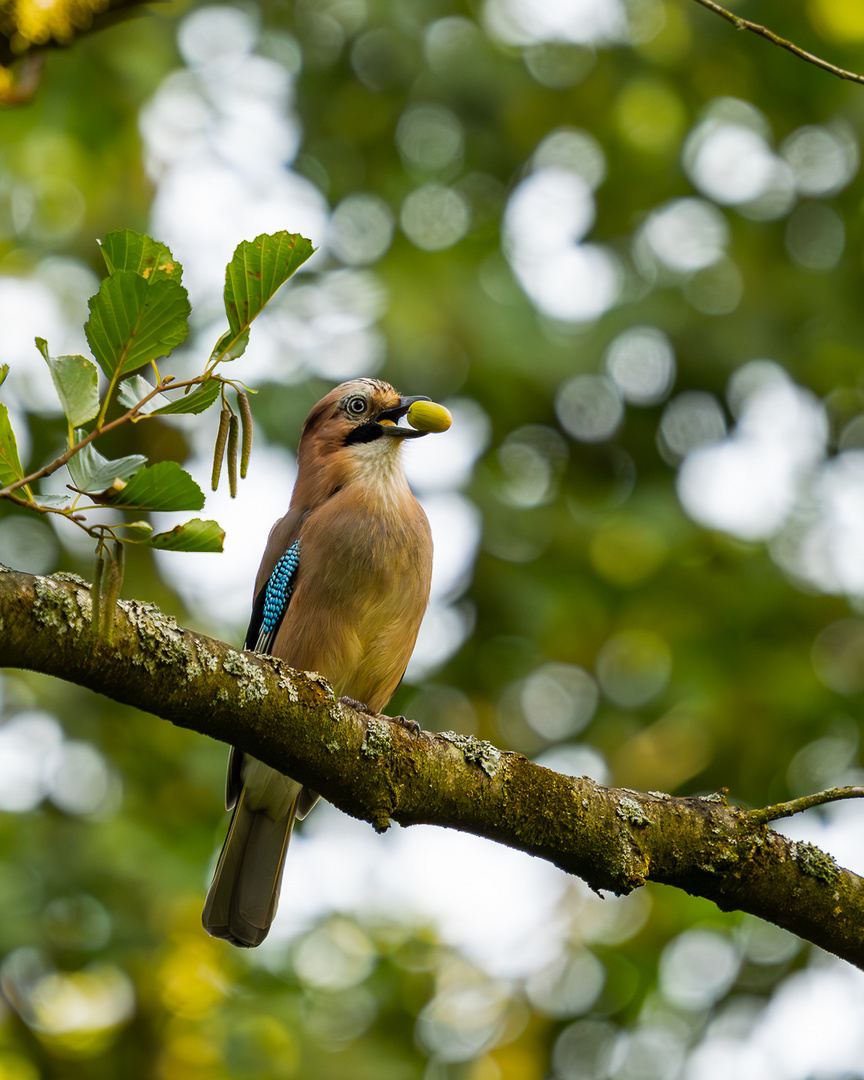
[203, 378, 439, 946]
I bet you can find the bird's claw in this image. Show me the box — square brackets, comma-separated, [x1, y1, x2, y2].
[340, 695, 372, 714]
[339, 697, 421, 734]
[387, 714, 421, 735]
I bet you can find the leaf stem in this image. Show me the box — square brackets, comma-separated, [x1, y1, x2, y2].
[0, 376, 202, 500]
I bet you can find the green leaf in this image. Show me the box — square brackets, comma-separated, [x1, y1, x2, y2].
[67, 438, 146, 493]
[31, 493, 73, 509]
[0, 402, 24, 487]
[0, 364, 8, 389]
[85, 271, 191, 379]
[100, 230, 183, 285]
[209, 327, 251, 365]
[152, 379, 222, 416]
[100, 461, 205, 512]
[117, 521, 154, 540]
[117, 375, 171, 414]
[141, 518, 225, 552]
[37, 341, 100, 427]
[224, 232, 314, 338]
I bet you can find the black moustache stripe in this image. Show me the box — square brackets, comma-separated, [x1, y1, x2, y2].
[344, 423, 385, 446]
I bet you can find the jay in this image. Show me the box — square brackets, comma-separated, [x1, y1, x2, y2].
[202, 378, 450, 947]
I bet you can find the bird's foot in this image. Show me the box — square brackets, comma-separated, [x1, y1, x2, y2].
[340, 695, 373, 714]
[383, 713, 421, 735]
[339, 697, 421, 734]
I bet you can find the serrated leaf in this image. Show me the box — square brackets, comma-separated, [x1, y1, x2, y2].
[67, 437, 146, 493]
[31, 493, 73, 509]
[117, 521, 155, 540]
[0, 402, 24, 487]
[85, 270, 191, 379]
[224, 232, 314, 338]
[99, 460, 205, 512]
[38, 344, 100, 427]
[117, 375, 171, 414]
[141, 518, 225, 552]
[100, 230, 183, 285]
[153, 379, 222, 416]
[209, 327, 250, 365]
[0, 364, 8, 389]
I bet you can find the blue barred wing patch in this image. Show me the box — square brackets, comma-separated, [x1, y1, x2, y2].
[254, 540, 300, 654]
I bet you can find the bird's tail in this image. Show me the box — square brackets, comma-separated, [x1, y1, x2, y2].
[202, 787, 298, 948]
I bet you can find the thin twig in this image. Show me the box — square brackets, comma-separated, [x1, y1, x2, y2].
[691, 0, 864, 86]
[2, 489, 59, 514]
[0, 488, 92, 536]
[750, 786, 864, 825]
[0, 376, 203, 500]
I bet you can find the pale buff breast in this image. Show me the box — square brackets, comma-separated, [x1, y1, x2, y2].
[270, 475, 432, 713]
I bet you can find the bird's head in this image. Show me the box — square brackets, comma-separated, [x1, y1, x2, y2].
[294, 378, 450, 500]
[300, 378, 445, 448]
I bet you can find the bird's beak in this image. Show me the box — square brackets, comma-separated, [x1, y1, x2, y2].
[375, 395, 432, 439]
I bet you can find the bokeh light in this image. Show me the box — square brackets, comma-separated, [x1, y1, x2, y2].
[604, 325, 676, 406]
[496, 425, 568, 507]
[504, 166, 621, 322]
[483, 0, 628, 46]
[520, 663, 599, 740]
[0, 712, 63, 812]
[416, 963, 513, 1062]
[400, 183, 471, 251]
[328, 193, 395, 266]
[638, 197, 729, 275]
[556, 374, 624, 443]
[811, 620, 864, 694]
[396, 103, 464, 175]
[659, 928, 740, 1011]
[595, 630, 671, 708]
[0, 516, 58, 574]
[531, 127, 607, 190]
[780, 123, 859, 197]
[658, 391, 726, 464]
[677, 373, 827, 542]
[552, 1018, 618, 1080]
[292, 918, 376, 990]
[526, 947, 605, 1017]
[785, 202, 845, 271]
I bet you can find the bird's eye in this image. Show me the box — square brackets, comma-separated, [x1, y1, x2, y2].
[347, 396, 367, 416]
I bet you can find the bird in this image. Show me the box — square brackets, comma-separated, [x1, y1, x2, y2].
[202, 377, 451, 947]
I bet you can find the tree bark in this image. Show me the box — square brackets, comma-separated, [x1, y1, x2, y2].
[2, 566, 863, 968]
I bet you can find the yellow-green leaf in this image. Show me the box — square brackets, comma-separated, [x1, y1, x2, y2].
[0, 403, 24, 488]
[85, 271, 191, 379]
[98, 461, 205, 512]
[100, 230, 183, 285]
[142, 518, 225, 552]
[37, 340, 100, 427]
[224, 232, 314, 339]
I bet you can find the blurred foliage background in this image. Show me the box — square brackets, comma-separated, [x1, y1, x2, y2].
[3, 0, 864, 1076]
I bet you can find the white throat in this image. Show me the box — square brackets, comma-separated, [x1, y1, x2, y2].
[347, 438, 412, 511]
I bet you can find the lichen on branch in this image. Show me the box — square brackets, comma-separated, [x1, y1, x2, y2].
[2, 565, 864, 969]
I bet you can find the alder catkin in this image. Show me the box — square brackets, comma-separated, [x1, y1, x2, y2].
[212, 406, 231, 491]
[100, 542, 125, 643]
[90, 551, 105, 636]
[227, 413, 239, 499]
[238, 391, 253, 479]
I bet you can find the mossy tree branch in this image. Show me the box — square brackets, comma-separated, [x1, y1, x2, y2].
[2, 566, 864, 967]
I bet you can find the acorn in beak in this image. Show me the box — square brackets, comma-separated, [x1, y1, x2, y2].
[375, 396, 452, 437]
